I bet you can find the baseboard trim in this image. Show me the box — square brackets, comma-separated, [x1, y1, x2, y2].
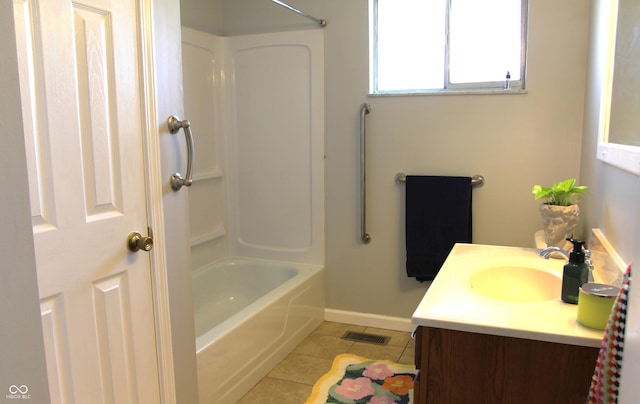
[324, 309, 415, 332]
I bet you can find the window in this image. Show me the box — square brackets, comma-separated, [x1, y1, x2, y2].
[371, 0, 528, 95]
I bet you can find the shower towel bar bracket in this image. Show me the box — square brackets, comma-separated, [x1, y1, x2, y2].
[395, 172, 485, 188]
[270, 0, 327, 26]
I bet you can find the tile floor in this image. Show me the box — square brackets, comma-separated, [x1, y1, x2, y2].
[237, 321, 415, 404]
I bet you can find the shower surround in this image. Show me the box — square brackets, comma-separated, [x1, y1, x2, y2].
[181, 28, 326, 402]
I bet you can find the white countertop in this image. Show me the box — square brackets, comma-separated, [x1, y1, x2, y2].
[411, 243, 606, 348]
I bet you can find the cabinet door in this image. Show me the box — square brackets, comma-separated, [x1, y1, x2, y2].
[420, 327, 598, 404]
[414, 326, 428, 403]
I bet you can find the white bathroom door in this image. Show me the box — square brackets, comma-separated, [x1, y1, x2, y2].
[13, 0, 161, 402]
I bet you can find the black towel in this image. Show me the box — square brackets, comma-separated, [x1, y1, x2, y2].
[405, 176, 472, 281]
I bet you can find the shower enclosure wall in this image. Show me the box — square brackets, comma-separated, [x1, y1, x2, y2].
[183, 28, 325, 269]
[181, 28, 326, 403]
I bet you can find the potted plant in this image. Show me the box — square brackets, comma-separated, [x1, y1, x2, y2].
[532, 178, 588, 248]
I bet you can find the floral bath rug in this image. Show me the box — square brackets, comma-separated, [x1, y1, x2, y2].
[305, 354, 417, 404]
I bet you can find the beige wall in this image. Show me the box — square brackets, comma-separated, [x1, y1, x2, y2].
[180, 0, 223, 35]
[579, 0, 640, 267]
[0, 2, 51, 400]
[579, 2, 640, 396]
[183, 0, 592, 317]
[581, 3, 640, 400]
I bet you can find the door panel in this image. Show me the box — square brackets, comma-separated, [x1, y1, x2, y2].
[13, 0, 161, 402]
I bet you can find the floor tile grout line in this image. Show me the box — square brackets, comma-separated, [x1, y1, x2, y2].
[263, 375, 317, 387]
[239, 322, 415, 402]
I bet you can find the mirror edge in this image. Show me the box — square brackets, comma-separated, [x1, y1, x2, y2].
[596, 0, 640, 176]
[597, 142, 640, 175]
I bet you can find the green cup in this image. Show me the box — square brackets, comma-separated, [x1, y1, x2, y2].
[577, 283, 619, 330]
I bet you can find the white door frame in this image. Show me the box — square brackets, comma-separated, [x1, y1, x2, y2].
[139, 0, 177, 400]
[142, 0, 199, 402]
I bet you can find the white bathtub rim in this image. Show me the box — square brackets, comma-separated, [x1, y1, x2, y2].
[194, 256, 324, 353]
[192, 255, 324, 274]
[194, 259, 325, 403]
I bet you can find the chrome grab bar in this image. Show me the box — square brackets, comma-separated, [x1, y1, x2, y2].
[167, 115, 194, 191]
[394, 172, 485, 188]
[360, 103, 371, 244]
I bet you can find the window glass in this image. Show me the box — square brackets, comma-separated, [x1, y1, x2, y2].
[372, 0, 527, 94]
[449, 0, 522, 83]
[376, 0, 445, 91]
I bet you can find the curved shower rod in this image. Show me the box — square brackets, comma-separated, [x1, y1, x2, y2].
[270, 0, 327, 26]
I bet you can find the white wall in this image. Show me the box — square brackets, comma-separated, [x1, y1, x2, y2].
[182, 29, 326, 269]
[223, 31, 326, 265]
[182, 30, 230, 270]
[184, 0, 592, 318]
[580, 0, 640, 400]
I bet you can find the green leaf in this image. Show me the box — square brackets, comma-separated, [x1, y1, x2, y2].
[371, 382, 401, 399]
[345, 361, 375, 373]
[531, 178, 587, 206]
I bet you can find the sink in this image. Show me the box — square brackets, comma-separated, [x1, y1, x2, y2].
[413, 244, 604, 347]
[469, 265, 561, 302]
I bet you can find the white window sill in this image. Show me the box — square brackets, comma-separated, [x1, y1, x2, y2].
[368, 88, 528, 97]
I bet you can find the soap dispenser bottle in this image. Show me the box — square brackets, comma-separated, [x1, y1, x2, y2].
[561, 238, 589, 304]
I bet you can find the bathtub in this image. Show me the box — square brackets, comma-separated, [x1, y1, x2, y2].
[193, 257, 325, 404]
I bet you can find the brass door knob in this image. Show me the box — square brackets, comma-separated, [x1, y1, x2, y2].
[128, 231, 153, 252]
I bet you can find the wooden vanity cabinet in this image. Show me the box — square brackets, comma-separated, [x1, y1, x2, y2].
[413, 326, 599, 404]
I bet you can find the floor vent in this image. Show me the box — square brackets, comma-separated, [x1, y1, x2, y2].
[341, 331, 390, 345]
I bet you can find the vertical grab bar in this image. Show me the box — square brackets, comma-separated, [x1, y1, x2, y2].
[360, 103, 371, 244]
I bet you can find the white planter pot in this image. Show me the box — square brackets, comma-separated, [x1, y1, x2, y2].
[539, 204, 580, 248]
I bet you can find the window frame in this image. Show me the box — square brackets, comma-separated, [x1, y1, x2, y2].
[370, 0, 529, 96]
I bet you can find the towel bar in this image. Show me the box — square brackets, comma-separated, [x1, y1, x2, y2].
[394, 172, 485, 188]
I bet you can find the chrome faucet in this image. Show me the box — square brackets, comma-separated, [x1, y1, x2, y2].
[538, 246, 570, 259]
[539, 245, 595, 281]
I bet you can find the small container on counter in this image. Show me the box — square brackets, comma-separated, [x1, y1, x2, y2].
[561, 238, 589, 304]
[577, 283, 619, 330]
